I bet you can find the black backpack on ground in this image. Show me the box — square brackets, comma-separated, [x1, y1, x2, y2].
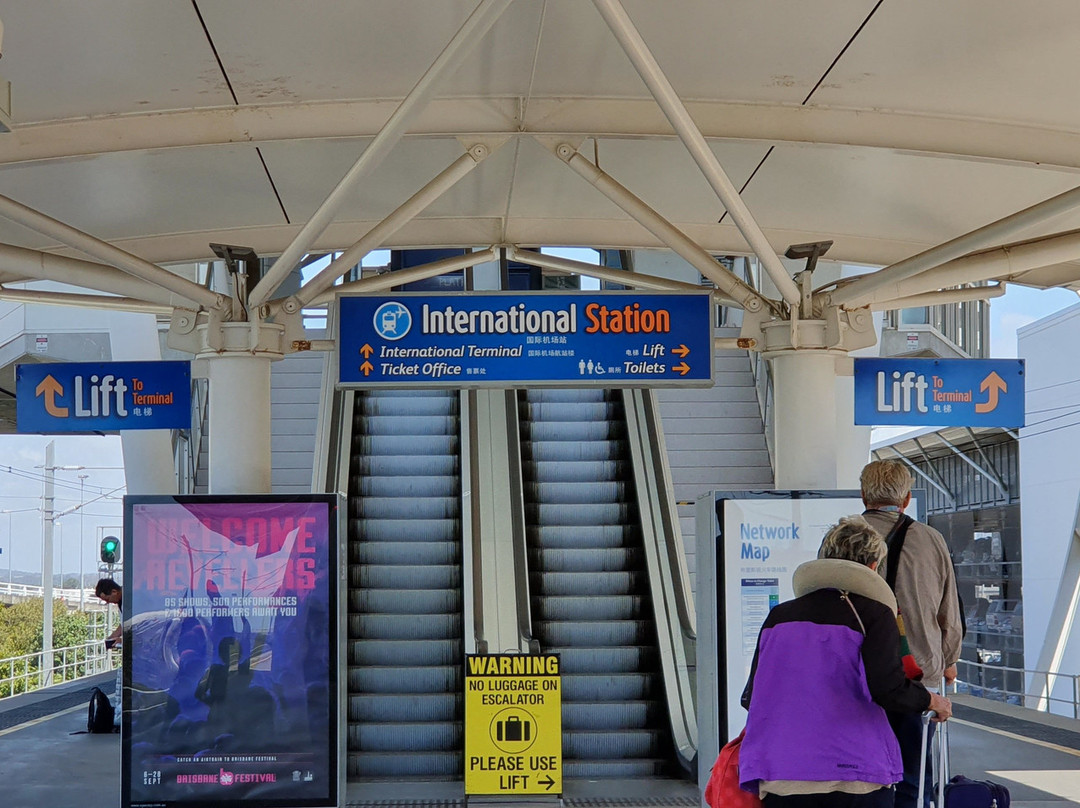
[87, 686, 115, 733]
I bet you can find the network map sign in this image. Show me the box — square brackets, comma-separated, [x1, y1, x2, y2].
[121, 494, 340, 808]
[16, 360, 191, 433]
[853, 357, 1024, 428]
[338, 292, 713, 388]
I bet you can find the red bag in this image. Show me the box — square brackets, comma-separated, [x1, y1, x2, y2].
[704, 729, 761, 808]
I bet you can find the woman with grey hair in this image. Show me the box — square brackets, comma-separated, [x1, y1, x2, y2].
[736, 516, 952, 807]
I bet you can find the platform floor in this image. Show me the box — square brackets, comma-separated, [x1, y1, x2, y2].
[2, 672, 1079, 807]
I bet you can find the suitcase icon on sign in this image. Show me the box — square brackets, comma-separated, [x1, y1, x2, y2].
[496, 715, 531, 743]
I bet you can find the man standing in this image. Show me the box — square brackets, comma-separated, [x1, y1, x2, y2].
[860, 460, 963, 808]
[95, 577, 123, 729]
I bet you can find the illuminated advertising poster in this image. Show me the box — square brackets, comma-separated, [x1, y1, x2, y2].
[717, 492, 864, 737]
[121, 495, 339, 808]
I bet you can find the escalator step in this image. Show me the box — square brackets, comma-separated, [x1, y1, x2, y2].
[526, 503, 633, 526]
[349, 613, 462, 640]
[348, 665, 463, 693]
[352, 496, 459, 520]
[349, 692, 460, 722]
[521, 402, 622, 421]
[531, 570, 643, 595]
[532, 595, 648, 621]
[525, 389, 609, 403]
[349, 639, 461, 667]
[562, 700, 666, 730]
[351, 521, 460, 544]
[358, 397, 458, 417]
[528, 548, 643, 572]
[353, 455, 458, 477]
[524, 421, 625, 442]
[353, 434, 459, 456]
[535, 620, 654, 647]
[348, 752, 462, 779]
[561, 673, 661, 701]
[349, 721, 463, 751]
[548, 646, 659, 673]
[564, 729, 669, 758]
[354, 540, 460, 565]
[526, 526, 639, 550]
[353, 475, 459, 498]
[520, 439, 623, 462]
[352, 564, 461, 590]
[524, 460, 628, 482]
[351, 588, 461, 614]
[523, 481, 627, 505]
[563, 759, 669, 779]
[356, 415, 458, 436]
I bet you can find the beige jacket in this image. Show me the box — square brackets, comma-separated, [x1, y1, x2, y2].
[863, 510, 963, 687]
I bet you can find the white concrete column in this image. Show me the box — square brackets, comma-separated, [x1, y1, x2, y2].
[110, 311, 178, 494]
[834, 372, 872, 489]
[205, 353, 274, 494]
[770, 350, 844, 490]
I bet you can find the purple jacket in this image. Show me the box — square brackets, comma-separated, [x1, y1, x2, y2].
[739, 560, 930, 790]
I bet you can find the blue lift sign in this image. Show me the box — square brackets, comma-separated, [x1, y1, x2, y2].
[16, 360, 191, 433]
[338, 292, 713, 387]
[853, 357, 1024, 428]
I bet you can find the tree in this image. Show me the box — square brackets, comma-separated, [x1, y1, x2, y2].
[0, 598, 93, 696]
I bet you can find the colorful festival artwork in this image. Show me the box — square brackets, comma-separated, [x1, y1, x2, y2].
[121, 495, 339, 808]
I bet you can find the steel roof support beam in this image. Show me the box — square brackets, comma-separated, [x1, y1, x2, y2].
[867, 283, 1005, 312]
[552, 144, 772, 314]
[932, 432, 1008, 498]
[305, 247, 499, 307]
[287, 144, 496, 311]
[911, 437, 958, 506]
[250, 0, 513, 309]
[0, 194, 224, 310]
[886, 446, 956, 508]
[505, 246, 707, 293]
[841, 229, 1080, 308]
[0, 242, 202, 307]
[0, 287, 171, 315]
[963, 427, 1011, 498]
[591, 0, 801, 308]
[831, 185, 1080, 309]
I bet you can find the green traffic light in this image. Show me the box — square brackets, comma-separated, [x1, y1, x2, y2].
[100, 535, 120, 564]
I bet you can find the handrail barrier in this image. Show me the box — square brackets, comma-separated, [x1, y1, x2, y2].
[956, 659, 1080, 718]
[0, 640, 117, 699]
[0, 581, 100, 609]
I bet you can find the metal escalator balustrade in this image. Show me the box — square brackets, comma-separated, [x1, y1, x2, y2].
[519, 388, 676, 779]
[347, 389, 464, 779]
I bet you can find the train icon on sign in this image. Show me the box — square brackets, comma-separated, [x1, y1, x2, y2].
[373, 302, 412, 340]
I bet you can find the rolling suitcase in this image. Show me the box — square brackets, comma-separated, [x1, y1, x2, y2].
[918, 708, 1011, 808]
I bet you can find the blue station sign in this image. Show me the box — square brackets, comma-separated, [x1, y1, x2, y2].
[338, 292, 714, 387]
[16, 360, 191, 433]
[853, 357, 1024, 428]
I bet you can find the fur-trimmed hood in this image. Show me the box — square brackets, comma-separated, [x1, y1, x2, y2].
[792, 558, 897, 616]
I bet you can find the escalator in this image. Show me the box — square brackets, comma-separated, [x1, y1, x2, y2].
[518, 388, 679, 779]
[346, 389, 464, 779]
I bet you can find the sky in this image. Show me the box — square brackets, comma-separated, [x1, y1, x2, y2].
[1, 262, 1075, 583]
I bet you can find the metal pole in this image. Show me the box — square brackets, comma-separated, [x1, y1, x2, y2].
[250, 0, 515, 309]
[5, 512, 10, 590]
[78, 475, 87, 611]
[42, 442, 54, 687]
[590, 0, 801, 307]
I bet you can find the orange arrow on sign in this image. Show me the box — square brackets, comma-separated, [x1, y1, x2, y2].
[360, 344, 374, 358]
[360, 361, 374, 377]
[673, 361, 691, 376]
[35, 375, 68, 417]
[975, 371, 1007, 413]
[672, 344, 690, 358]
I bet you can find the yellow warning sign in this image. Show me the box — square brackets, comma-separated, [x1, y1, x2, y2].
[464, 654, 562, 795]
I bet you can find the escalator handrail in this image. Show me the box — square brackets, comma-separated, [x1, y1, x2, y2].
[622, 388, 698, 771]
[506, 390, 541, 654]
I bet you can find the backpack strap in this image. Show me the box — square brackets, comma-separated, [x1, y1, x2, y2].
[881, 513, 914, 591]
